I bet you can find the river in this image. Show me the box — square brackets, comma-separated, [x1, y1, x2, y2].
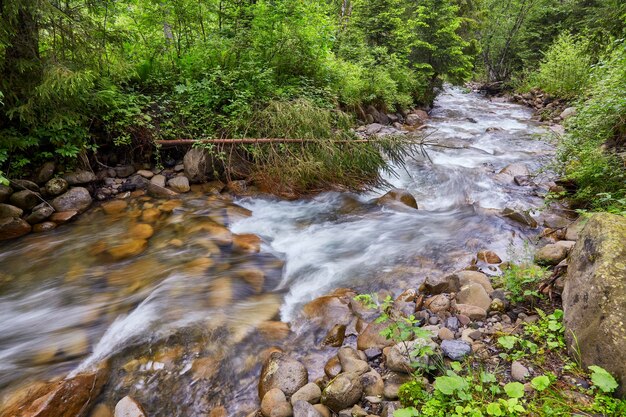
[0, 87, 555, 415]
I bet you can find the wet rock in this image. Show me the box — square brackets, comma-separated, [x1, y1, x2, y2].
[562, 213, 626, 397]
[25, 203, 54, 224]
[441, 340, 472, 361]
[232, 234, 262, 253]
[406, 110, 428, 126]
[102, 200, 128, 215]
[324, 356, 342, 379]
[303, 292, 355, 328]
[147, 181, 177, 199]
[511, 361, 529, 382]
[534, 243, 568, 266]
[361, 369, 384, 397]
[455, 304, 487, 321]
[454, 271, 494, 293]
[385, 339, 437, 373]
[292, 383, 322, 405]
[168, 176, 190, 193]
[321, 372, 363, 412]
[141, 208, 161, 223]
[322, 324, 346, 347]
[502, 207, 538, 228]
[376, 189, 418, 209]
[89, 403, 113, 417]
[424, 293, 451, 313]
[261, 388, 290, 417]
[50, 210, 78, 224]
[422, 275, 460, 295]
[114, 396, 146, 417]
[11, 179, 40, 193]
[456, 282, 491, 311]
[0, 217, 32, 240]
[107, 239, 148, 260]
[1, 367, 109, 417]
[10, 190, 40, 210]
[357, 320, 395, 350]
[35, 162, 56, 184]
[499, 163, 530, 178]
[33, 222, 57, 233]
[0, 203, 23, 218]
[129, 223, 154, 240]
[293, 400, 322, 417]
[114, 165, 135, 178]
[63, 170, 97, 185]
[514, 175, 533, 186]
[0, 185, 12, 203]
[259, 352, 309, 399]
[338, 347, 370, 375]
[477, 250, 502, 264]
[45, 178, 69, 196]
[51, 187, 92, 213]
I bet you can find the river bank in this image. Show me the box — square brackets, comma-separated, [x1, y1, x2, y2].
[3, 87, 624, 417]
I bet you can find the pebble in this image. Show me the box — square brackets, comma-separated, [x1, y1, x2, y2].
[441, 340, 472, 361]
[446, 316, 460, 331]
[511, 361, 530, 381]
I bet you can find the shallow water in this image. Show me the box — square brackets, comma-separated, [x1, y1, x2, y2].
[0, 87, 555, 415]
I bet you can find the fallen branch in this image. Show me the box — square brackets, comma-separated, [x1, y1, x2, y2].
[154, 138, 372, 146]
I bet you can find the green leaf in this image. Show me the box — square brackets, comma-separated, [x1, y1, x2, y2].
[486, 403, 503, 416]
[435, 374, 468, 395]
[589, 365, 619, 393]
[504, 382, 525, 398]
[498, 336, 518, 350]
[531, 375, 551, 391]
[393, 407, 419, 417]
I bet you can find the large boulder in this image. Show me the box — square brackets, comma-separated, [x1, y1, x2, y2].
[258, 352, 309, 399]
[562, 213, 626, 397]
[51, 187, 92, 213]
[0, 217, 31, 240]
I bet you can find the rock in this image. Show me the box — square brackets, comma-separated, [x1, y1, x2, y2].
[499, 163, 530, 178]
[0, 185, 12, 203]
[555, 240, 576, 251]
[114, 165, 135, 178]
[184, 148, 213, 183]
[293, 400, 322, 417]
[147, 182, 178, 199]
[124, 175, 149, 191]
[259, 352, 309, 399]
[261, 388, 289, 417]
[366, 123, 384, 135]
[0, 217, 32, 240]
[366, 105, 390, 125]
[50, 210, 78, 224]
[102, 200, 128, 215]
[560, 107, 576, 119]
[321, 372, 363, 412]
[357, 321, 395, 350]
[383, 372, 412, 400]
[232, 234, 262, 253]
[1, 367, 108, 417]
[511, 361, 529, 382]
[51, 187, 92, 213]
[453, 271, 494, 294]
[565, 217, 588, 241]
[292, 383, 322, 405]
[441, 340, 472, 361]
[107, 239, 148, 260]
[312, 405, 330, 417]
[0, 203, 23, 218]
[490, 298, 506, 313]
[11, 179, 40, 193]
[63, 170, 97, 185]
[150, 174, 166, 188]
[438, 327, 455, 341]
[136, 170, 154, 179]
[502, 207, 538, 228]
[114, 396, 146, 417]
[10, 190, 40, 210]
[35, 162, 56, 184]
[324, 356, 342, 379]
[168, 176, 190, 193]
[445, 317, 460, 332]
[456, 283, 491, 311]
[534, 243, 568, 266]
[562, 213, 626, 397]
[89, 403, 113, 417]
[303, 292, 355, 328]
[25, 203, 54, 224]
[455, 304, 487, 321]
[376, 189, 418, 209]
[129, 224, 154, 240]
[338, 347, 370, 375]
[33, 222, 57, 233]
[385, 339, 437, 373]
[361, 369, 384, 397]
[405, 110, 428, 126]
[477, 250, 502, 264]
[44, 178, 69, 196]
[424, 294, 451, 313]
[322, 324, 346, 347]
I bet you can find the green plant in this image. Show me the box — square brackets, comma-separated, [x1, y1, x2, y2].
[495, 263, 548, 304]
[589, 366, 619, 393]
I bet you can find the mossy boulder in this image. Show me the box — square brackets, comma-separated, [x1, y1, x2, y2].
[562, 213, 626, 397]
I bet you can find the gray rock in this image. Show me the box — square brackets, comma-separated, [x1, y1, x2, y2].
[184, 148, 211, 183]
[565, 217, 588, 241]
[535, 243, 568, 266]
[147, 182, 178, 199]
[10, 190, 40, 210]
[0, 217, 31, 240]
[10, 179, 40, 193]
[321, 372, 363, 412]
[499, 163, 530, 178]
[51, 187, 92, 213]
[293, 400, 323, 417]
[114, 396, 146, 417]
[115, 165, 135, 178]
[291, 382, 322, 405]
[385, 339, 437, 373]
[511, 360, 529, 382]
[136, 169, 154, 179]
[0, 203, 23, 218]
[0, 185, 12, 203]
[168, 176, 190, 193]
[25, 203, 54, 224]
[560, 107, 576, 119]
[441, 340, 472, 361]
[381, 401, 401, 417]
[502, 207, 538, 228]
[150, 174, 166, 188]
[63, 170, 96, 185]
[562, 213, 626, 397]
[35, 161, 56, 184]
[382, 372, 412, 400]
[445, 317, 460, 332]
[259, 352, 308, 399]
[45, 178, 69, 196]
[365, 123, 384, 136]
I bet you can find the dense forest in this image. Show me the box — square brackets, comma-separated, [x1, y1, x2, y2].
[0, 0, 625, 208]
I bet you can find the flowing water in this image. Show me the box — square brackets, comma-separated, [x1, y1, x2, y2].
[0, 87, 557, 415]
